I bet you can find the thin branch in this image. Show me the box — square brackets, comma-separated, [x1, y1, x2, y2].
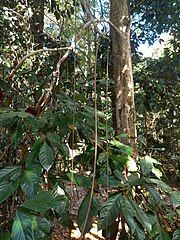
[0, 141, 12, 162]
[130, 0, 147, 11]
[8, 47, 72, 81]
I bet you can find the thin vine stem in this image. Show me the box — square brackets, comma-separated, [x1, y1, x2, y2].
[80, 40, 100, 239]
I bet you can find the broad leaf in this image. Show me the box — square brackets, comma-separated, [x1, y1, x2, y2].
[77, 192, 99, 234]
[22, 187, 65, 212]
[171, 191, 180, 209]
[11, 211, 52, 240]
[21, 170, 39, 198]
[65, 173, 92, 188]
[11, 211, 34, 240]
[35, 217, 53, 238]
[39, 141, 54, 172]
[148, 179, 171, 193]
[172, 229, 180, 240]
[0, 166, 22, 182]
[26, 140, 42, 169]
[47, 132, 61, 145]
[140, 156, 162, 178]
[102, 221, 119, 239]
[121, 196, 137, 234]
[0, 233, 11, 240]
[55, 198, 73, 228]
[98, 193, 122, 230]
[155, 230, 171, 240]
[110, 140, 132, 155]
[147, 187, 161, 205]
[0, 179, 20, 204]
[135, 223, 146, 240]
[129, 198, 152, 232]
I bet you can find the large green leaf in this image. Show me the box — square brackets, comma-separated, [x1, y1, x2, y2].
[110, 140, 132, 155]
[26, 140, 42, 169]
[171, 191, 180, 209]
[39, 141, 54, 172]
[0, 179, 20, 204]
[0, 166, 22, 182]
[77, 192, 99, 234]
[46, 132, 61, 145]
[35, 217, 52, 238]
[110, 154, 129, 171]
[155, 230, 171, 240]
[21, 170, 39, 198]
[11, 211, 52, 240]
[148, 179, 171, 193]
[98, 193, 122, 230]
[140, 156, 162, 178]
[147, 186, 161, 205]
[65, 172, 92, 188]
[135, 223, 146, 240]
[129, 198, 152, 232]
[55, 198, 73, 228]
[121, 196, 137, 234]
[0, 233, 11, 240]
[22, 186, 65, 212]
[172, 229, 180, 240]
[11, 211, 34, 240]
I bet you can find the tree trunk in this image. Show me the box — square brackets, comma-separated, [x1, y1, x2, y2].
[110, 0, 136, 149]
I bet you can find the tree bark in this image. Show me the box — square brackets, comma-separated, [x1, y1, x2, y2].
[110, 0, 136, 149]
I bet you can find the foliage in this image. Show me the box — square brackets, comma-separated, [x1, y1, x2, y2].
[0, 0, 179, 239]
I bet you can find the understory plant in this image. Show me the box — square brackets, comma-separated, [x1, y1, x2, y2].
[0, 107, 179, 240]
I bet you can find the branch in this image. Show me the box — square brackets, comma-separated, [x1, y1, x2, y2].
[8, 47, 72, 81]
[130, 0, 147, 11]
[0, 141, 12, 163]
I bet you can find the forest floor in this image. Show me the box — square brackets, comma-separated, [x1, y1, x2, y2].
[51, 161, 180, 240]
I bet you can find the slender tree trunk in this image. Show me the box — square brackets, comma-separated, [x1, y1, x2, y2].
[110, 0, 136, 149]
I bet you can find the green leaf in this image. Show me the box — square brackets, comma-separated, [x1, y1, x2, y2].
[140, 156, 162, 178]
[55, 198, 72, 228]
[26, 140, 42, 169]
[22, 186, 65, 212]
[35, 217, 52, 238]
[0, 166, 22, 182]
[111, 154, 129, 171]
[11, 211, 34, 240]
[173, 229, 180, 240]
[65, 173, 92, 188]
[110, 140, 132, 155]
[98, 176, 121, 188]
[147, 186, 161, 205]
[98, 193, 122, 230]
[11, 211, 52, 240]
[0, 232, 11, 240]
[102, 221, 119, 239]
[171, 191, 180, 209]
[121, 196, 137, 234]
[46, 132, 61, 145]
[77, 192, 99, 234]
[129, 198, 152, 232]
[155, 229, 171, 240]
[0, 179, 20, 204]
[21, 170, 39, 198]
[135, 223, 146, 240]
[39, 141, 54, 172]
[140, 158, 153, 175]
[148, 179, 171, 193]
